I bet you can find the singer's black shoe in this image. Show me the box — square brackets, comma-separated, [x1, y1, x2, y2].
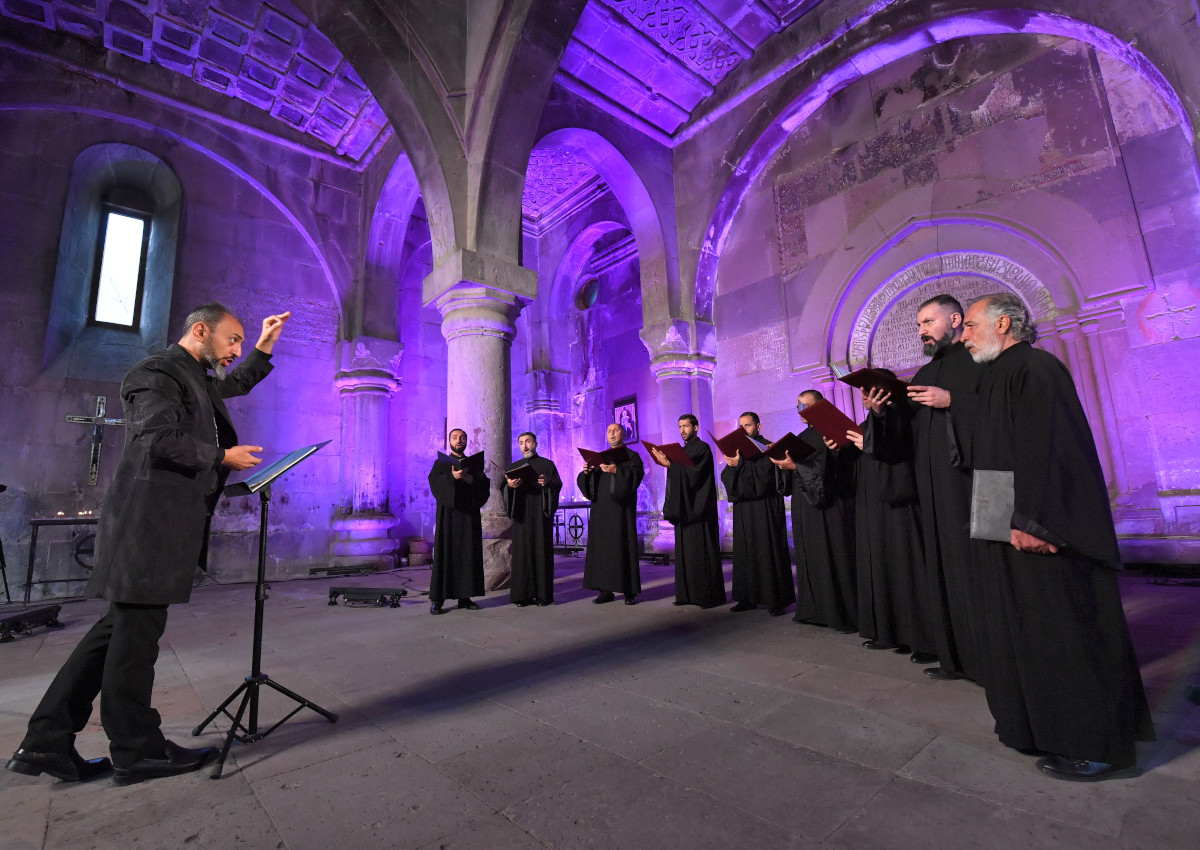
[112, 741, 219, 786]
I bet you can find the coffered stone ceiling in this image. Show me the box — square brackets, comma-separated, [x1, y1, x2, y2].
[561, 0, 823, 136]
[0, 0, 390, 161]
[1, 0, 826, 207]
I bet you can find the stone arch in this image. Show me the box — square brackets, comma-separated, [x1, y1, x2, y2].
[292, 0, 462, 267]
[793, 184, 1146, 373]
[694, 7, 1192, 325]
[532, 128, 671, 335]
[362, 152, 424, 340]
[471, 0, 590, 258]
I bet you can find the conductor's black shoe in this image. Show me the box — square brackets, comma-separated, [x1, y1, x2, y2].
[458, 598, 481, 610]
[624, 595, 637, 605]
[910, 651, 939, 664]
[112, 741, 219, 786]
[730, 601, 756, 613]
[536, 599, 552, 606]
[6, 747, 112, 782]
[923, 667, 964, 681]
[861, 640, 895, 650]
[429, 603, 446, 615]
[1035, 755, 1140, 782]
[768, 607, 788, 617]
[593, 591, 615, 604]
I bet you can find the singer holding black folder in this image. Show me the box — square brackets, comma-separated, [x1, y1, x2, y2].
[7, 304, 286, 786]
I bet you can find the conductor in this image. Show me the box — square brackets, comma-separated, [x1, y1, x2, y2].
[6, 303, 287, 785]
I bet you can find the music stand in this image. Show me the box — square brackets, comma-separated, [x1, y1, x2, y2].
[192, 440, 338, 778]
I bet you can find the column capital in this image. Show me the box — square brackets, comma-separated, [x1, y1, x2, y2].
[641, 319, 716, 381]
[423, 248, 538, 307]
[335, 337, 402, 394]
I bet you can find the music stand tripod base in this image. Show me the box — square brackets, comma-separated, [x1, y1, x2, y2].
[192, 442, 337, 778]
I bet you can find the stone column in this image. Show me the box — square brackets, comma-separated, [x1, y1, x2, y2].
[425, 250, 537, 589]
[527, 368, 571, 496]
[642, 321, 717, 554]
[331, 338, 402, 570]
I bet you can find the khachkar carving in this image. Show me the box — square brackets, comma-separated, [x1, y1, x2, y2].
[849, 252, 1058, 372]
[601, 0, 747, 84]
[0, 0, 389, 160]
[332, 338, 402, 569]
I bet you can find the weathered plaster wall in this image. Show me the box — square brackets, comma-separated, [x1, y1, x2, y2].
[705, 34, 1200, 559]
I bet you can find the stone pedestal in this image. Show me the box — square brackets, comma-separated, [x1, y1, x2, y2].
[331, 339, 401, 570]
[426, 250, 537, 590]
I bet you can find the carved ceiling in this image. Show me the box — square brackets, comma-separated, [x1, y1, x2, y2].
[562, 0, 825, 136]
[0, 0, 390, 161]
[522, 148, 605, 233]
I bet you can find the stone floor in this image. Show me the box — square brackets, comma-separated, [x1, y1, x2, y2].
[2, 560, 1199, 850]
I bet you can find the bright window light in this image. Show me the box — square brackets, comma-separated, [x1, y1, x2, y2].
[93, 211, 146, 327]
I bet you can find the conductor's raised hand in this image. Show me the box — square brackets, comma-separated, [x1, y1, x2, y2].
[222, 445, 263, 470]
[255, 311, 291, 354]
[770, 452, 797, 471]
[908, 384, 950, 409]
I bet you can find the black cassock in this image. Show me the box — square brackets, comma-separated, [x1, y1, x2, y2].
[876, 340, 986, 678]
[578, 447, 644, 596]
[855, 413, 932, 653]
[780, 428, 858, 630]
[501, 455, 562, 603]
[720, 438, 794, 610]
[663, 437, 727, 607]
[428, 457, 491, 603]
[952, 341, 1152, 763]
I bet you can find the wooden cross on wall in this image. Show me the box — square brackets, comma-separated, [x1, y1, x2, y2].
[65, 396, 125, 485]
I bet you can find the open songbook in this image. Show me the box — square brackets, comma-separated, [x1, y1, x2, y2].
[639, 440, 696, 467]
[710, 427, 763, 460]
[577, 446, 632, 467]
[799, 400, 863, 449]
[437, 450, 485, 471]
[838, 368, 911, 399]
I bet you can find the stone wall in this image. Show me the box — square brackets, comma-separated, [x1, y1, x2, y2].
[706, 34, 1200, 560]
[0, 61, 360, 597]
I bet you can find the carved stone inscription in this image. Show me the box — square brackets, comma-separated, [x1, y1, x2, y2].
[850, 252, 1054, 374]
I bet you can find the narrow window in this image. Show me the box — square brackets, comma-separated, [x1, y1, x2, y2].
[89, 195, 151, 329]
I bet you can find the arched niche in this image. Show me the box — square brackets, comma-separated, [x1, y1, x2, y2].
[43, 143, 181, 380]
[531, 129, 672, 337]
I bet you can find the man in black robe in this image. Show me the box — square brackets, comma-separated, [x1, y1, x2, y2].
[720, 412, 794, 615]
[875, 294, 986, 682]
[501, 431, 562, 606]
[846, 381, 935, 662]
[772, 390, 858, 632]
[7, 304, 285, 785]
[578, 423, 644, 604]
[427, 428, 490, 614]
[956, 293, 1152, 781]
[650, 415, 726, 608]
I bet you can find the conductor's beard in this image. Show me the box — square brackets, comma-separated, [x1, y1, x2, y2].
[202, 337, 228, 380]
